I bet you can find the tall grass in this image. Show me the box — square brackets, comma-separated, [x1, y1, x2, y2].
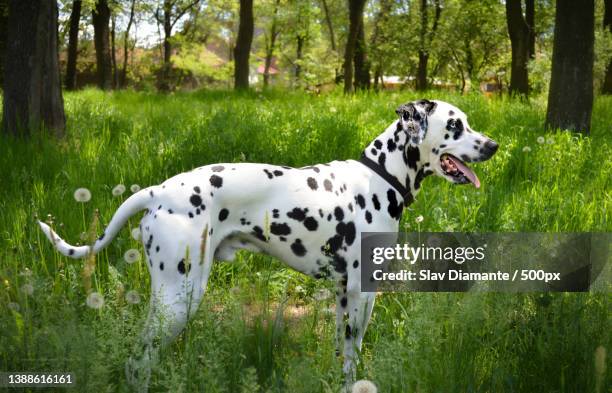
[0, 89, 609, 392]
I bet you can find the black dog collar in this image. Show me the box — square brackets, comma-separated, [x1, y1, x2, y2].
[358, 153, 411, 206]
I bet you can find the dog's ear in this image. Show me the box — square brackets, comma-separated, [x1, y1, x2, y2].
[396, 103, 427, 145]
[395, 103, 415, 120]
[417, 99, 437, 116]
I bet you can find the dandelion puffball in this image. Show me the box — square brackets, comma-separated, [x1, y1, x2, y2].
[522, 146, 531, 152]
[415, 215, 424, 223]
[536, 136, 545, 144]
[125, 290, 141, 305]
[112, 184, 126, 196]
[131, 227, 141, 241]
[74, 188, 92, 203]
[86, 292, 105, 309]
[20, 283, 34, 296]
[124, 249, 141, 264]
[352, 380, 377, 393]
[130, 184, 141, 193]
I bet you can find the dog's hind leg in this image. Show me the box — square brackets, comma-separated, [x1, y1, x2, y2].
[334, 279, 348, 357]
[126, 218, 208, 391]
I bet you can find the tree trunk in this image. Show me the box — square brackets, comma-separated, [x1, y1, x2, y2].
[295, 35, 304, 80]
[263, 0, 280, 88]
[111, 14, 117, 89]
[3, 0, 65, 137]
[343, 0, 366, 93]
[234, 0, 254, 90]
[92, 0, 112, 90]
[506, 0, 532, 96]
[416, 0, 441, 91]
[121, 0, 136, 88]
[160, 0, 172, 91]
[353, 19, 369, 90]
[545, 0, 594, 134]
[602, 0, 612, 94]
[65, 0, 81, 90]
[320, 0, 336, 51]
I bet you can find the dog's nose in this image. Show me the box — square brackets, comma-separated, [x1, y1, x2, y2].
[484, 139, 498, 154]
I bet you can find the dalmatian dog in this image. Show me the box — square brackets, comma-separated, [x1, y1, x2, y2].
[38, 99, 498, 390]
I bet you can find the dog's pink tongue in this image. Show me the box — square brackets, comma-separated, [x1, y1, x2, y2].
[448, 156, 481, 188]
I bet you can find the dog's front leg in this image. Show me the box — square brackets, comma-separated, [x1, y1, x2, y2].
[342, 292, 376, 386]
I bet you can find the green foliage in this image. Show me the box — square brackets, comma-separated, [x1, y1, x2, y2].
[0, 90, 610, 392]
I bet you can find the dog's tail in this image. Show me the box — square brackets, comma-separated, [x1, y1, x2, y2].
[38, 188, 152, 259]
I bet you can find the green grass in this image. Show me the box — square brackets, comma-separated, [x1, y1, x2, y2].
[0, 89, 610, 392]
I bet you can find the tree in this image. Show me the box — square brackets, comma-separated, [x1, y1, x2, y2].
[262, 0, 280, 87]
[65, 0, 82, 90]
[353, 12, 370, 90]
[92, 0, 113, 90]
[154, 0, 201, 91]
[0, 0, 7, 88]
[120, 0, 137, 88]
[416, 0, 441, 91]
[602, 0, 612, 94]
[506, 0, 534, 96]
[234, 0, 253, 89]
[343, 0, 366, 93]
[2, 0, 65, 136]
[545, 0, 594, 134]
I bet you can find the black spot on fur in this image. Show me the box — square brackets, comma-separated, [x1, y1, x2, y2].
[365, 211, 372, 224]
[372, 194, 381, 210]
[159, 262, 164, 270]
[348, 203, 353, 212]
[370, 148, 378, 156]
[323, 179, 333, 192]
[353, 260, 359, 268]
[291, 239, 307, 256]
[356, 194, 366, 209]
[378, 152, 386, 167]
[341, 297, 347, 307]
[210, 175, 223, 188]
[270, 222, 291, 236]
[273, 170, 283, 176]
[336, 221, 356, 245]
[99, 232, 105, 241]
[449, 110, 455, 116]
[168, 209, 174, 214]
[219, 208, 229, 221]
[287, 207, 308, 221]
[387, 138, 397, 152]
[263, 169, 274, 179]
[69, 249, 75, 256]
[177, 259, 190, 274]
[303, 217, 318, 231]
[252, 226, 268, 242]
[193, 186, 201, 193]
[190, 194, 203, 207]
[334, 206, 344, 221]
[374, 139, 383, 149]
[212, 165, 225, 172]
[272, 209, 279, 218]
[387, 189, 403, 220]
[405, 146, 420, 170]
[307, 177, 318, 190]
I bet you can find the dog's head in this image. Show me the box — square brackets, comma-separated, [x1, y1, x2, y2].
[396, 99, 498, 188]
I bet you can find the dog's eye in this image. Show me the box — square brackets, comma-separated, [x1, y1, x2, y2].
[402, 112, 410, 121]
[413, 113, 421, 121]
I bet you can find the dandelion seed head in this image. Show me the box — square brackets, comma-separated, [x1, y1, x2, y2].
[124, 249, 141, 264]
[546, 137, 554, 145]
[536, 136, 545, 144]
[415, 215, 424, 223]
[131, 227, 141, 241]
[313, 288, 332, 301]
[125, 290, 141, 305]
[130, 184, 141, 193]
[79, 232, 88, 241]
[352, 380, 377, 393]
[522, 146, 531, 152]
[20, 283, 34, 296]
[112, 184, 126, 197]
[74, 187, 92, 203]
[86, 292, 105, 309]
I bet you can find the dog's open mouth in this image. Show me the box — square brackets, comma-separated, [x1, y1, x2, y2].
[440, 154, 481, 188]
